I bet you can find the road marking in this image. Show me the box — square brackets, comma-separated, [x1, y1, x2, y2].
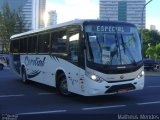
[17, 110, 67, 115]
[148, 86, 160, 88]
[82, 105, 126, 111]
[38, 92, 56, 95]
[137, 101, 160, 105]
[0, 94, 24, 98]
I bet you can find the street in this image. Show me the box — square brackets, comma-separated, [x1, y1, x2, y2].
[0, 69, 160, 120]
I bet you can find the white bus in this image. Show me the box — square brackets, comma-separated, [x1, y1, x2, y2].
[10, 19, 144, 96]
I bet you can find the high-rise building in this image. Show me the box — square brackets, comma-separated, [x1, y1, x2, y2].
[33, 0, 46, 29]
[47, 10, 57, 26]
[150, 25, 156, 30]
[99, 0, 146, 29]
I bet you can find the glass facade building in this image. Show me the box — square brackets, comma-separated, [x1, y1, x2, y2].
[47, 10, 57, 26]
[100, 0, 146, 29]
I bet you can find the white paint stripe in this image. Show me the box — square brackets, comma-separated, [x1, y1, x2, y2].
[17, 110, 67, 115]
[82, 105, 126, 110]
[0, 94, 24, 98]
[137, 101, 160, 105]
[148, 86, 160, 88]
[38, 93, 56, 95]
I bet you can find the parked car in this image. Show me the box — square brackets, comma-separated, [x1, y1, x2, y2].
[0, 55, 8, 70]
[143, 58, 158, 71]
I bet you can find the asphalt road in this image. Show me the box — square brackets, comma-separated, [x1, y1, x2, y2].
[0, 69, 160, 120]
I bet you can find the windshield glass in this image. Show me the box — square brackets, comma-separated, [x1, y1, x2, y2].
[85, 25, 142, 66]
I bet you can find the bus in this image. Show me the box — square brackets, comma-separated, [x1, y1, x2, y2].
[10, 19, 144, 96]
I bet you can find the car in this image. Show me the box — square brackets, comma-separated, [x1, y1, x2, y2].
[143, 58, 156, 71]
[0, 55, 8, 70]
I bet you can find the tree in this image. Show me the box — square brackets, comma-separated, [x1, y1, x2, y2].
[155, 43, 160, 58]
[149, 30, 160, 45]
[146, 43, 160, 59]
[0, 3, 26, 53]
[146, 46, 156, 59]
[142, 29, 160, 58]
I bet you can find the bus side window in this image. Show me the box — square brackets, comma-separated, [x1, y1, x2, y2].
[12, 40, 19, 53]
[51, 31, 67, 53]
[28, 36, 37, 53]
[68, 32, 79, 63]
[38, 33, 50, 53]
[20, 38, 27, 53]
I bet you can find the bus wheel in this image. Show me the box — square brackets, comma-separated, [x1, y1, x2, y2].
[0, 64, 3, 70]
[57, 74, 71, 96]
[22, 68, 28, 83]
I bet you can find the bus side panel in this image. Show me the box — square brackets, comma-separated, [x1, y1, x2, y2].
[20, 55, 55, 87]
[20, 54, 86, 95]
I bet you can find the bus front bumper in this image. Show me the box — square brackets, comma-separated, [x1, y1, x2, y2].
[83, 76, 144, 96]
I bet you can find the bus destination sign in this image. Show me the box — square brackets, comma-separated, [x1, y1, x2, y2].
[90, 25, 130, 33]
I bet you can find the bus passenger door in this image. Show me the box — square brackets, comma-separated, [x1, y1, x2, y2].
[67, 30, 81, 94]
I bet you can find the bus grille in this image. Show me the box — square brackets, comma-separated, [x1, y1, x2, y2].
[105, 84, 135, 93]
[106, 79, 134, 83]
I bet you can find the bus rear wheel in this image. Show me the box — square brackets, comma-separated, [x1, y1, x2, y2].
[22, 68, 28, 83]
[57, 74, 71, 96]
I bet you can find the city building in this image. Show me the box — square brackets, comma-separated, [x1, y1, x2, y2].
[47, 10, 57, 26]
[33, 0, 46, 29]
[150, 25, 156, 30]
[99, 0, 146, 29]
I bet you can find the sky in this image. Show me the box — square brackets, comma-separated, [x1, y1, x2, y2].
[46, 0, 160, 31]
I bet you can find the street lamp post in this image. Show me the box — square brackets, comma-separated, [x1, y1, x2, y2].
[141, 0, 153, 44]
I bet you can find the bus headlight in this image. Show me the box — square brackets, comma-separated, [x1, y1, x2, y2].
[90, 74, 104, 83]
[91, 75, 97, 80]
[137, 71, 144, 79]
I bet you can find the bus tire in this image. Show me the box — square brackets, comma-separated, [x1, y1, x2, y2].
[21, 68, 28, 83]
[57, 74, 71, 96]
[0, 64, 3, 70]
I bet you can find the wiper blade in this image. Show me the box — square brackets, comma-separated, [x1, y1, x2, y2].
[114, 33, 119, 57]
[121, 34, 126, 54]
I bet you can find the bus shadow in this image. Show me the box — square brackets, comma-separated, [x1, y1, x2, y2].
[17, 79, 57, 93]
[16, 79, 136, 104]
[69, 93, 136, 104]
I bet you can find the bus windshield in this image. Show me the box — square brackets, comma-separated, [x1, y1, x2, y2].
[85, 25, 142, 66]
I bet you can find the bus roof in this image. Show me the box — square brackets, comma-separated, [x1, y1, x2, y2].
[10, 19, 135, 39]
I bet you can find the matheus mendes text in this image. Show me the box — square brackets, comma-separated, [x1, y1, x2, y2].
[25, 56, 46, 67]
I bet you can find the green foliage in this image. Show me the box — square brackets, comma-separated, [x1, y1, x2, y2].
[145, 43, 160, 59]
[0, 3, 26, 53]
[0, 3, 17, 41]
[142, 29, 160, 59]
